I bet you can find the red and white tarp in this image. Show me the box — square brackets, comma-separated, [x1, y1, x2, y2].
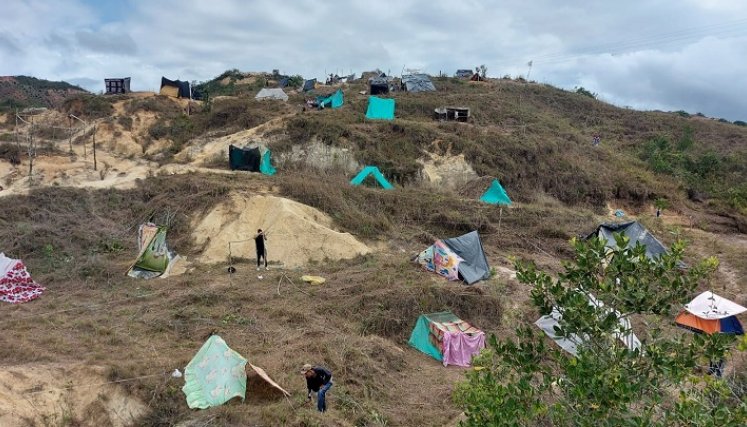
[0, 253, 45, 304]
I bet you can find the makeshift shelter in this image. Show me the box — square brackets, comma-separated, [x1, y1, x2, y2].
[302, 78, 316, 92]
[350, 166, 393, 189]
[365, 96, 395, 120]
[675, 291, 745, 335]
[368, 77, 390, 95]
[160, 77, 190, 98]
[0, 253, 45, 304]
[317, 89, 344, 109]
[434, 107, 470, 122]
[104, 77, 130, 94]
[126, 223, 177, 279]
[245, 363, 291, 402]
[415, 231, 490, 285]
[408, 311, 485, 367]
[535, 291, 642, 357]
[587, 221, 668, 260]
[470, 73, 485, 81]
[255, 88, 288, 101]
[455, 69, 474, 78]
[228, 144, 276, 175]
[401, 74, 436, 92]
[182, 335, 248, 409]
[479, 179, 512, 205]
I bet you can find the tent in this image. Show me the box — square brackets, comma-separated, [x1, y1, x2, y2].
[302, 78, 316, 92]
[455, 69, 474, 78]
[255, 88, 288, 101]
[675, 291, 745, 335]
[0, 253, 45, 304]
[350, 166, 393, 189]
[408, 311, 485, 367]
[587, 221, 668, 260]
[317, 89, 344, 109]
[365, 96, 395, 120]
[415, 231, 490, 285]
[182, 335, 248, 409]
[160, 77, 191, 98]
[401, 74, 436, 92]
[228, 144, 276, 175]
[104, 77, 130, 94]
[368, 77, 390, 95]
[479, 179, 512, 205]
[126, 223, 178, 279]
[535, 291, 642, 356]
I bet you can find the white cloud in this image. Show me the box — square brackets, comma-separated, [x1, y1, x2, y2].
[1, 0, 746, 120]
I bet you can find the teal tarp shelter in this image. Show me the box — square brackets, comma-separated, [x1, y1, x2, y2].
[350, 166, 394, 189]
[408, 311, 485, 365]
[182, 335, 248, 409]
[317, 89, 344, 109]
[365, 96, 395, 120]
[479, 179, 512, 205]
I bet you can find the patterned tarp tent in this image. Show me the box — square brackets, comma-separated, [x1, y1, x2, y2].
[182, 335, 248, 409]
[408, 311, 485, 367]
[0, 253, 45, 304]
[126, 223, 177, 279]
[415, 231, 490, 285]
[675, 291, 746, 335]
[479, 179, 512, 205]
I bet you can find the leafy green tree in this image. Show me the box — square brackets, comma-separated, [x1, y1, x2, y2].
[456, 235, 746, 426]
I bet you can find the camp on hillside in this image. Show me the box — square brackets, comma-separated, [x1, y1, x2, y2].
[675, 291, 746, 335]
[479, 179, 512, 205]
[316, 89, 344, 109]
[160, 77, 191, 98]
[350, 166, 393, 189]
[255, 88, 288, 101]
[0, 253, 45, 304]
[228, 144, 276, 175]
[535, 290, 642, 357]
[415, 231, 490, 285]
[401, 74, 436, 92]
[365, 96, 395, 120]
[586, 221, 668, 260]
[104, 77, 130, 94]
[434, 106, 470, 122]
[408, 311, 486, 367]
[126, 223, 178, 279]
[302, 78, 316, 92]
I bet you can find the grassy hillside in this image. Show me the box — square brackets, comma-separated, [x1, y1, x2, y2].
[0, 75, 88, 111]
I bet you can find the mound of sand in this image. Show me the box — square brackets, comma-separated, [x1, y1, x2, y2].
[193, 194, 371, 267]
[418, 152, 478, 190]
[0, 364, 147, 427]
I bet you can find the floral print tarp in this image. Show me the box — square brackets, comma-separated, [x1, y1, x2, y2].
[182, 335, 247, 409]
[0, 253, 45, 304]
[415, 240, 462, 281]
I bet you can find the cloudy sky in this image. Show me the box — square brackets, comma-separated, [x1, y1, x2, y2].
[2, 0, 747, 120]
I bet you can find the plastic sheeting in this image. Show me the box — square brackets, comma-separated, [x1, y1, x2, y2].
[415, 240, 462, 281]
[588, 221, 668, 260]
[255, 88, 288, 101]
[350, 166, 393, 189]
[401, 74, 436, 92]
[182, 335, 247, 409]
[441, 231, 491, 285]
[317, 89, 344, 109]
[408, 312, 484, 367]
[365, 96, 395, 120]
[684, 291, 747, 319]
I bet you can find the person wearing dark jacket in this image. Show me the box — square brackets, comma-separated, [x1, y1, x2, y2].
[301, 364, 333, 412]
[254, 229, 268, 270]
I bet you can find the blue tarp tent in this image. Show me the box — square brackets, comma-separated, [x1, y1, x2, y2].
[350, 166, 393, 189]
[365, 96, 395, 120]
[317, 89, 344, 109]
[479, 179, 512, 205]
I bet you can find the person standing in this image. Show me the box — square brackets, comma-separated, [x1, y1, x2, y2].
[301, 364, 333, 412]
[254, 229, 268, 271]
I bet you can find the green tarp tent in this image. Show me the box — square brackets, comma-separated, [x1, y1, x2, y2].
[182, 335, 248, 409]
[229, 144, 276, 176]
[127, 223, 177, 279]
[317, 89, 344, 109]
[350, 166, 394, 189]
[479, 179, 512, 205]
[365, 96, 395, 120]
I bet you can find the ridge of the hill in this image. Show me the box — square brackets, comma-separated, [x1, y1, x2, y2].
[0, 75, 88, 111]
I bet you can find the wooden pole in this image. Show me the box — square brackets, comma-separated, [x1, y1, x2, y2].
[28, 115, 34, 179]
[92, 123, 97, 171]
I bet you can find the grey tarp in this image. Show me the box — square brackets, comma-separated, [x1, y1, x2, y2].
[441, 231, 490, 285]
[535, 291, 642, 357]
[302, 79, 316, 92]
[401, 74, 436, 92]
[587, 221, 668, 260]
